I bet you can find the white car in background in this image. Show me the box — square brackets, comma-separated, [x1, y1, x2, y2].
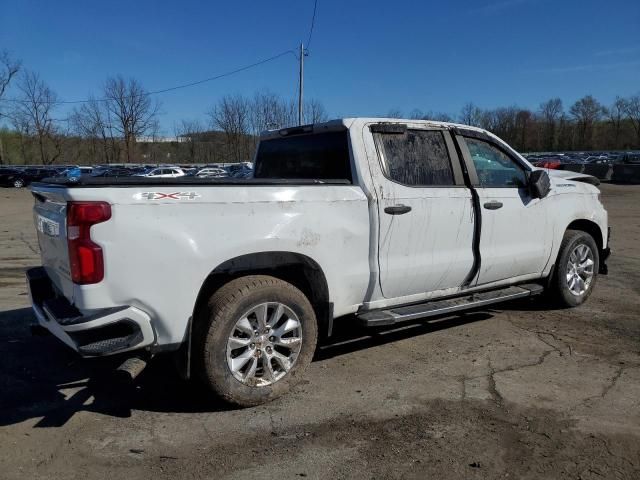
[196, 167, 228, 178]
[136, 166, 186, 178]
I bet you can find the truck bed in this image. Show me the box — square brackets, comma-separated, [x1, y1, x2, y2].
[34, 177, 352, 188]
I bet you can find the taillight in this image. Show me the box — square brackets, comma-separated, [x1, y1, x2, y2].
[67, 202, 111, 284]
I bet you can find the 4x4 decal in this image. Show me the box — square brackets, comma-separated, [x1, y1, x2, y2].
[134, 192, 201, 200]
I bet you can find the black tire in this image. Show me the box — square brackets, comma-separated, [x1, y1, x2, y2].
[13, 178, 25, 188]
[194, 275, 318, 407]
[550, 230, 599, 307]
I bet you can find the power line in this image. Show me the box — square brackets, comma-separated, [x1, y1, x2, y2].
[305, 0, 319, 51]
[0, 49, 297, 105]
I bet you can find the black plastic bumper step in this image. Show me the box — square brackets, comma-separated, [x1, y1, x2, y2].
[77, 331, 143, 356]
[357, 284, 543, 327]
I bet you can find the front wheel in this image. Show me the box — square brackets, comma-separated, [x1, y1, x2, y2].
[550, 230, 599, 307]
[194, 275, 318, 407]
[13, 178, 25, 188]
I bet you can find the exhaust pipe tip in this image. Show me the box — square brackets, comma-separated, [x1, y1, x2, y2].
[115, 356, 148, 382]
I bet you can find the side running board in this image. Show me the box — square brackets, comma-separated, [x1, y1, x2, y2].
[357, 284, 544, 328]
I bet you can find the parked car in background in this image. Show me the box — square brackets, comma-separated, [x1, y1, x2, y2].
[135, 166, 185, 178]
[91, 167, 133, 177]
[196, 167, 227, 178]
[0, 168, 29, 188]
[23, 168, 57, 182]
[622, 153, 640, 164]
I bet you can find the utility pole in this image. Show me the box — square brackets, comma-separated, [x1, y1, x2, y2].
[298, 42, 305, 125]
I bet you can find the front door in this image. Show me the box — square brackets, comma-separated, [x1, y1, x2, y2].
[460, 135, 549, 285]
[372, 126, 476, 299]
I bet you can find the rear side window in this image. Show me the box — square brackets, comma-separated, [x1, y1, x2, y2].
[254, 131, 352, 181]
[374, 129, 455, 186]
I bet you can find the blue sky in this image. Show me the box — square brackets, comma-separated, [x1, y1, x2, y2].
[1, 0, 639, 133]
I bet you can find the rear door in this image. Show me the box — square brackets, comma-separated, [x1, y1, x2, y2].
[457, 133, 549, 285]
[372, 125, 476, 299]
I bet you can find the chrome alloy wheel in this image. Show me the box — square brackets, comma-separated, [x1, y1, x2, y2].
[226, 302, 303, 387]
[566, 244, 595, 296]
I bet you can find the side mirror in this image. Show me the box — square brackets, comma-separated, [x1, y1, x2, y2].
[529, 170, 551, 198]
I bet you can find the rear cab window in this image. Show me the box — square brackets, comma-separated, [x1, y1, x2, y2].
[254, 131, 352, 182]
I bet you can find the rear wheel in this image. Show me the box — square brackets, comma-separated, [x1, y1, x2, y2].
[551, 230, 599, 307]
[13, 178, 25, 188]
[194, 275, 317, 406]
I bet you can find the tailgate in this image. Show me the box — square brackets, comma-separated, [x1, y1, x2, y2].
[31, 187, 75, 301]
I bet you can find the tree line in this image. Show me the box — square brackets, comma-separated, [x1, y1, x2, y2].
[390, 93, 640, 153]
[1, 48, 639, 166]
[0, 50, 328, 165]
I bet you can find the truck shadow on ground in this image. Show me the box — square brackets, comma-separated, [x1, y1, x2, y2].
[0, 302, 534, 428]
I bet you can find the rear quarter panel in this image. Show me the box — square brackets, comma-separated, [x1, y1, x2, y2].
[65, 185, 370, 345]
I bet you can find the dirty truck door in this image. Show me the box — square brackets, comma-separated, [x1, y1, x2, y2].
[371, 126, 475, 299]
[460, 135, 548, 285]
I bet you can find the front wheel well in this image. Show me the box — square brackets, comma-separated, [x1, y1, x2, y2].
[192, 252, 331, 340]
[565, 219, 603, 251]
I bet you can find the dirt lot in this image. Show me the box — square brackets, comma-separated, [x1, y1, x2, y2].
[0, 184, 638, 479]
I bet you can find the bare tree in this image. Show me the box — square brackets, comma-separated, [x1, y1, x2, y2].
[538, 98, 563, 151]
[70, 97, 120, 164]
[103, 75, 160, 163]
[10, 70, 62, 165]
[604, 96, 627, 149]
[385, 108, 403, 119]
[0, 50, 21, 164]
[624, 94, 640, 146]
[459, 102, 483, 126]
[208, 94, 252, 162]
[515, 109, 533, 151]
[174, 119, 204, 162]
[570, 95, 604, 150]
[0, 50, 20, 101]
[409, 109, 453, 122]
[304, 98, 328, 124]
[249, 90, 295, 135]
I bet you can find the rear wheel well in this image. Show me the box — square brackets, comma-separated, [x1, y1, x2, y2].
[192, 252, 331, 339]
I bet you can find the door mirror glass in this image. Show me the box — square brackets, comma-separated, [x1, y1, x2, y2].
[529, 170, 551, 198]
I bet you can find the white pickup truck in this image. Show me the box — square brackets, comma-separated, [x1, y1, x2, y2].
[27, 118, 610, 406]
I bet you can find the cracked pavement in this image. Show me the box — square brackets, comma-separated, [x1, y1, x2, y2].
[0, 184, 639, 479]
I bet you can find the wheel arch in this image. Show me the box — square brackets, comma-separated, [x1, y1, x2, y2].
[565, 219, 603, 251]
[192, 251, 332, 340]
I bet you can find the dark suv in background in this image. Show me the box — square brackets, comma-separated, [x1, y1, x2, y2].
[0, 167, 58, 188]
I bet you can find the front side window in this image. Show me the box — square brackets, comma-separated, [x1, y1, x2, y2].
[465, 137, 527, 187]
[374, 129, 455, 186]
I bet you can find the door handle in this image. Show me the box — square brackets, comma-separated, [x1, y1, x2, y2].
[384, 204, 412, 215]
[483, 201, 503, 210]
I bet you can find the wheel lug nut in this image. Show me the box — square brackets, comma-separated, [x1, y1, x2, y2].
[266, 346, 272, 354]
[269, 336, 275, 342]
[250, 343, 255, 349]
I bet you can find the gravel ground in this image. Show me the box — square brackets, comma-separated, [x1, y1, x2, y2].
[0, 184, 638, 479]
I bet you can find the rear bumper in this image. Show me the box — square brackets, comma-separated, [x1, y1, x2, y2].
[26, 267, 155, 357]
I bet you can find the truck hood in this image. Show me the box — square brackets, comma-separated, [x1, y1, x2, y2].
[541, 168, 601, 186]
